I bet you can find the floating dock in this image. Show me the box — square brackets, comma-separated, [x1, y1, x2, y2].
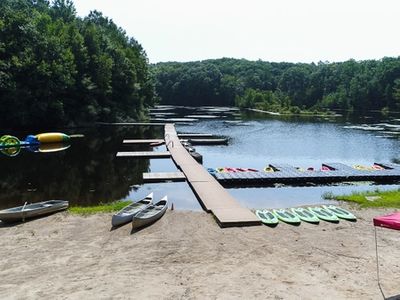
[123, 139, 164, 144]
[211, 163, 400, 187]
[143, 172, 186, 183]
[116, 151, 171, 158]
[177, 133, 215, 138]
[184, 138, 228, 145]
[164, 124, 260, 227]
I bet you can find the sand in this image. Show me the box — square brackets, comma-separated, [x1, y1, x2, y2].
[1, 208, 400, 299]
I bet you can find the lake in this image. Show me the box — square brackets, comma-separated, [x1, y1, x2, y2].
[1, 107, 400, 210]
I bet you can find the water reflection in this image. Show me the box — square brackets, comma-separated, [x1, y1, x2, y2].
[0, 126, 162, 209]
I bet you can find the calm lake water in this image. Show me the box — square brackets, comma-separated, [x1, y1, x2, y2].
[1, 107, 400, 210]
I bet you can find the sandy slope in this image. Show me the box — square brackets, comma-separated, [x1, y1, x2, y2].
[0, 208, 399, 299]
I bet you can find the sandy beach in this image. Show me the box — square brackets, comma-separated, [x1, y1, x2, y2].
[1, 208, 399, 299]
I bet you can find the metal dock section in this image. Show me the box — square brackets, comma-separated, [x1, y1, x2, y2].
[143, 172, 186, 183]
[212, 162, 400, 187]
[116, 151, 171, 158]
[123, 139, 164, 144]
[165, 124, 260, 227]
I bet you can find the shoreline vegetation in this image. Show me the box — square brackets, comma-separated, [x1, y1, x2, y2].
[1, 0, 155, 129]
[325, 188, 400, 208]
[69, 200, 132, 215]
[152, 58, 400, 116]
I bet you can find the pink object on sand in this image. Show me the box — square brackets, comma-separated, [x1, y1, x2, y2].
[373, 212, 400, 231]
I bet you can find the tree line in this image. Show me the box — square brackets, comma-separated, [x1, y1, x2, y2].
[152, 57, 400, 114]
[0, 0, 155, 129]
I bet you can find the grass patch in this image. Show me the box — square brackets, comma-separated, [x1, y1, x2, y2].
[69, 200, 132, 215]
[329, 188, 400, 208]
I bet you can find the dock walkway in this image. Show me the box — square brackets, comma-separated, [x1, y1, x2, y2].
[164, 124, 260, 227]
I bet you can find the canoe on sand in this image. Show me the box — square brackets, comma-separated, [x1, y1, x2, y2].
[132, 196, 168, 229]
[112, 193, 153, 227]
[0, 200, 69, 222]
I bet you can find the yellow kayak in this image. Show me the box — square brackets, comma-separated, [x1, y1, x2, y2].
[36, 133, 70, 143]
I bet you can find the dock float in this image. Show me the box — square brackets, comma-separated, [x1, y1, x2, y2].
[177, 133, 215, 138]
[116, 151, 171, 158]
[143, 172, 186, 183]
[211, 162, 400, 187]
[184, 138, 228, 145]
[164, 124, 260, 227]
[97, 122, 167, 126]
[123, 139, 164, 144]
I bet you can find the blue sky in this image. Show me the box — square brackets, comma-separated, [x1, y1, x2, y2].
[73, 0, 400, 63]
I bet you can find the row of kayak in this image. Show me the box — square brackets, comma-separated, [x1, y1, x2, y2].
[255, 205, 356, 225]
[111, 193, 168, 229]
[209, 164, 387, 174]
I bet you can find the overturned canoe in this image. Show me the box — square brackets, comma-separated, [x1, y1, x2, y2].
[132, 196, 168, 229]
[0, 200, 69, 222]
[112, 193, 153, 227]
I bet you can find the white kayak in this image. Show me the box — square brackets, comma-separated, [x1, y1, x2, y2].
[0, 200, 69, 222]
[111, 193, 153, 227]
[132, 196, 168, 229]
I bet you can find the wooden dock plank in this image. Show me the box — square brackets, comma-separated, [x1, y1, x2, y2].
[212, 208, 262, 228]
[116, 151, 170, 158]
[143, 172, 186, 183]
[164, 124, 260, 227]
[123, 139, 164, 144]
[186, 139, 228, 145]
[97, 122, 167, 126]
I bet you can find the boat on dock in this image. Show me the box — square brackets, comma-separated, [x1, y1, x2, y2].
[132, 196, 168, 229]
[0, 200, 69, 222]
[112, 193, 153, 227]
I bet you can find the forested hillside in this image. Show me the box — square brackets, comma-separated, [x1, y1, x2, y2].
[152, 57, 400, 114]
[0, 0, 155, 128]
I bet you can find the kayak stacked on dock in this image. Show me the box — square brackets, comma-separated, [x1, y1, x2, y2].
[206, 162, 400, 186]
[255, 205, 356, 226]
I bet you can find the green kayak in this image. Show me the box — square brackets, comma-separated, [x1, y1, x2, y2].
[322, 205, 357, 221]
[272, 209, 301, 224]
[255, 210, 279, 225]
[308, 207, 339, 222]
[291, 207, 319, 223]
